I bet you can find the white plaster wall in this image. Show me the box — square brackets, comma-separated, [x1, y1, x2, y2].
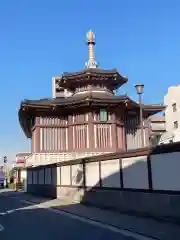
[61, 166, 70, 185]
[101, 159, 121, 188]
[21, 170, 27, 181]
[86, 162, 99, 187]
[151, 152, 180, 190]
[122, 156, 149, 189]
[173, 131, 180, 142]
[57, 167, 61, 185]
[71, 164, 84, 186]
[21, 170, 27, 180]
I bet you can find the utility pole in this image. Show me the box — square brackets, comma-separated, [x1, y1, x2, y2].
[3, 156, 8, 187]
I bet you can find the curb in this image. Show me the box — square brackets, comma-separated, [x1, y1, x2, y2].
[24, 198, 159, 240]
[81, 202, 180, 227]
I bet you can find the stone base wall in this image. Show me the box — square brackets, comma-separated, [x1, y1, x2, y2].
[27, 184, 56, 198]
[27, 184, 180, 221]
[56, 186, 180, 221]
[57, 186, 84, 202]
[81, 188, 180, 221]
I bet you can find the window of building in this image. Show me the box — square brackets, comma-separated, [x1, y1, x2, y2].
[174, 121, 178, 129]
[100, 109, 108, 121]
[172, 103, 177, 112]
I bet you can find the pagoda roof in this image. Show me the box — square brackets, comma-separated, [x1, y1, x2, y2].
[58, 68, 128, 89]
[62, 68, 123, 77]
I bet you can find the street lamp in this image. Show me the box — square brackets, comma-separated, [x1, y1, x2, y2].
[135, 84, 144, 148]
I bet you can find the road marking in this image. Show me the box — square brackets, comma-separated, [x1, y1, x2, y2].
[0, 212, 6, 216]
[21, 200, 157, 240]
[0, 224, 4, 231]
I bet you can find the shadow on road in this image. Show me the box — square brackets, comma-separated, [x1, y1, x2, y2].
[0, 190, 131, 240]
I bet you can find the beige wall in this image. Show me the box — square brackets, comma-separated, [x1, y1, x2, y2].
[164, 85, 180, 141]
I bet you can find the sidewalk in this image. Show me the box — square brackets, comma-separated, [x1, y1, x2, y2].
[8, 192, 180, 240]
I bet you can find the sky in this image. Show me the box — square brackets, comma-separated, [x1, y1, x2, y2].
[0, 0, 180, 163]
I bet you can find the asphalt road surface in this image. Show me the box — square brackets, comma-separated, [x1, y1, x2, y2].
[0, 190, 151, 240]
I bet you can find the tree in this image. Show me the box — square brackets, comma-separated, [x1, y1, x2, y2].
[9, 168, 16, 183]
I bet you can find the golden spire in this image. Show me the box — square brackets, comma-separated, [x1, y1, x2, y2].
[85, 30, 98, 68]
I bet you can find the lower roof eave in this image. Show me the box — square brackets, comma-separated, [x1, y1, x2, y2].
[18, 110, 32, 138]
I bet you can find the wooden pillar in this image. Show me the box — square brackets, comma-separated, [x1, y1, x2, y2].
[33, 117, 40, 153]
[111, 112, 117, 151]
[123, 111, 128, 151]
[68, 115, 73, 151]
[88, 110, 94, 150]
[122, 124, 127, 150]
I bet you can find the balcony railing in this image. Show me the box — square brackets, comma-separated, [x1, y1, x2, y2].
[25, 152, 109, 167]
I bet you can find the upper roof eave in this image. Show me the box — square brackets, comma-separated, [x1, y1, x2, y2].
[62, 68, 120, 77]
[60, 68, 128, 84]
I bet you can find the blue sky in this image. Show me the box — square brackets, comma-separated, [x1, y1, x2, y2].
[0, 0, 180, 163]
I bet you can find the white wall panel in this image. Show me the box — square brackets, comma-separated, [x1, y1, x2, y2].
[101, 159, 121, 187]
[51, 167, 57, 185]
[27, 170, 32, 184]
[151, 152, 180, 190]
[122, 156, 149, 189]
[71, 164, 84, 186]
[61, 166, 71, 185]
[57, 167, 61, 185]
[86, 162, 99, 187]
[39, 169, 44, 184]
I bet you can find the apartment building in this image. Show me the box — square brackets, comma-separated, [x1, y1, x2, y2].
[163, 85, 180, 142]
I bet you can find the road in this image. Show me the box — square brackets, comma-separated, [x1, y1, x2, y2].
[0, 190, 150, 240]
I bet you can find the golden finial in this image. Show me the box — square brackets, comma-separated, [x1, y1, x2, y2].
[87, 30, 95, 44]
[85, 30, 98, 68]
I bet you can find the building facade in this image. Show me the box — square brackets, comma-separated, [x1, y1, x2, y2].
[18, 31, 164, 167]
[164, 85, 180, 142]
[149, 115, 166, 145]
[13, 152, 30, 185]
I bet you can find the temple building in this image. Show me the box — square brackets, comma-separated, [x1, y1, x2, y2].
[18, 31, 164, 167]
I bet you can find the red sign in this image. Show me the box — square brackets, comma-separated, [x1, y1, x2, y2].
[16, 159, 25, 163]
